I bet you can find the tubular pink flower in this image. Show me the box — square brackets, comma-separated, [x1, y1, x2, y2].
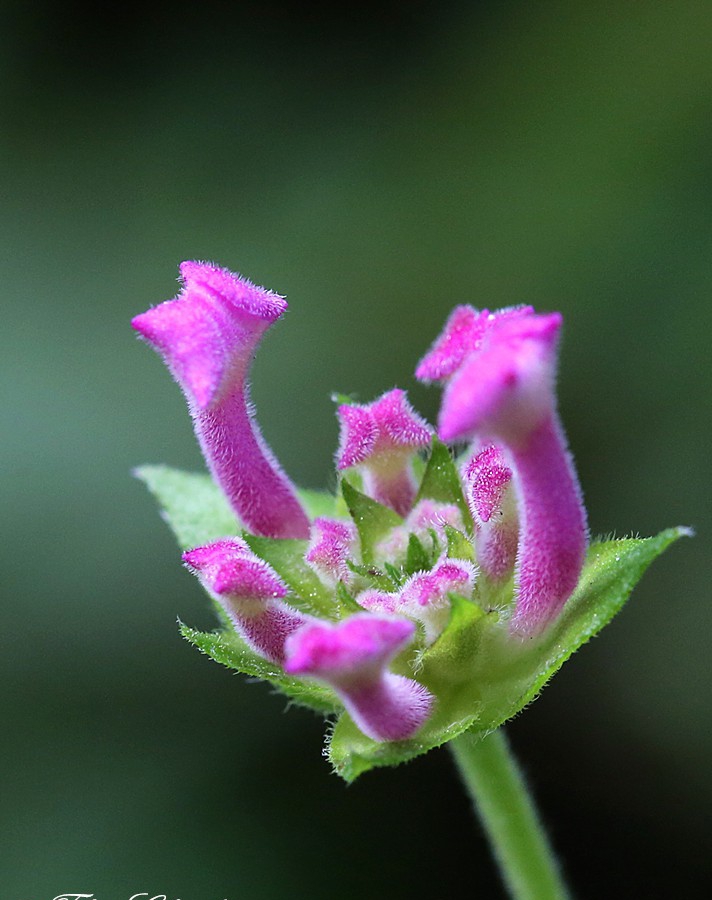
[335, 389, 432, 516]
[305, 517, 358, 587]
[183, 537, 311, 664]
[356, 556, 476, 646]
[284, 614, 434, 742]
[418, 308, 588, 636]
[463, 445, 518, 581]
[132, 261, 310, 539]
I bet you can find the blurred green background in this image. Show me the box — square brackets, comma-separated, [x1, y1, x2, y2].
[1, 1, 710, 897]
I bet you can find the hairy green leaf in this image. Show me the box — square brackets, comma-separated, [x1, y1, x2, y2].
[134, 465, 239, 550]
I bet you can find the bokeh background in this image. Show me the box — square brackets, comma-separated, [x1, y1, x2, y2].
[1, 1, 710, 897]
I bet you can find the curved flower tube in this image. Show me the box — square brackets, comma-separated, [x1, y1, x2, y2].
[418, 307, 588, 636]
[183, 537, 311, 664]
[132, 261, 310, 539]
[284, 614, 434, 742]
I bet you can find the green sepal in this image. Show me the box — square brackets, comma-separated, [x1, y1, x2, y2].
[416, 437, 473, 530]
[383, 562, 406, 585]
[180, 623, 340, 714]
[405, 532, 432, 574]
[242, 535, 335, 619]
[135, 465, 239, 550]
[346, 560, 396, 591]
[328, 526, 689, 781]
[445, 524, 476, 562]
[335, 582, 365, 617]
[341, 479, 402, 565]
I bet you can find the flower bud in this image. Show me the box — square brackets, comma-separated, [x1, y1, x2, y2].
[336, 389, 432, 516]
[463, 444, 518, 581]
[305, 517, 358, 587]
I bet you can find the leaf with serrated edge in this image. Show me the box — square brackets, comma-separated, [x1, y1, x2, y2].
[328, 527, 689, 780]
[180, 624, 340, 714]
[135, 465, 239, 550]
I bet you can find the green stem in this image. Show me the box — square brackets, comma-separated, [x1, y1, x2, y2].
[450, 728, 570, 900]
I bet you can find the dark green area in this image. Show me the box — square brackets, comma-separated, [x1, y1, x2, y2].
[1, 2, 710, 897]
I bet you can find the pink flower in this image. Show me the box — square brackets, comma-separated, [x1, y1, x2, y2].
[335, 389, 432, 516]
[183, 538, 311, 664]
[357, 556, 477, 645]
[305, 517, 359, 587]
[284, 613, 433, 742]
[132, 262, 310, 539]
[418, 307, 588, 636]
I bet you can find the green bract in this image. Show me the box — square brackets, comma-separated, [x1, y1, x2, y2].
[136, 442, 688, 782]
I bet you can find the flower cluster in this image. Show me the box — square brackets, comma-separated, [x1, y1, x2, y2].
[134, 262, 685, 779]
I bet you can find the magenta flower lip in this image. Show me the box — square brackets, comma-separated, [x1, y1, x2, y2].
[284, 614, 434, 743]
[182, 537, 286, 599]
[436, 311, 563, 446]
[416, 304, 535, 385]
[285, 613, 415, 677]
[132, 261, 287, 411]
